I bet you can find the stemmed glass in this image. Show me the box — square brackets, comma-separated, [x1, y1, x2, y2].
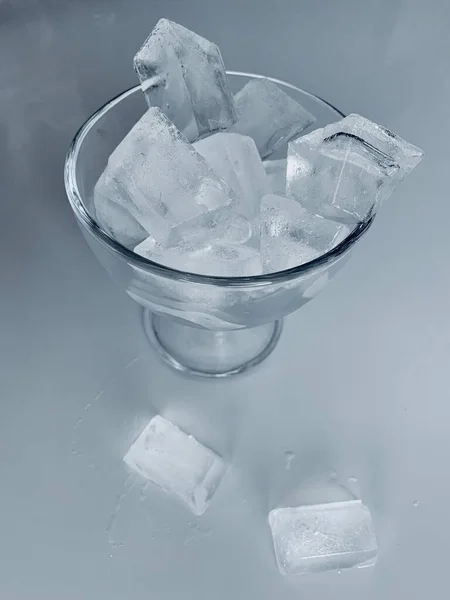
[64, 72, 374, 378]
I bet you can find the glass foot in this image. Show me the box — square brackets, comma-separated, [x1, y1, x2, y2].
[143, 310, 283, 378]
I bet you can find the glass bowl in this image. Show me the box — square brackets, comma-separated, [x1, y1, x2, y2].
[64, 72, 374, 377]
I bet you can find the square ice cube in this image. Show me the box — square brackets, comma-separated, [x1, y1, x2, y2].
[93, 107, 234, 243]
[134, 18, 237, 141]
[229, 78, 315, 158]
[287, 113, 424, 224]
[194, 132, 269, 222]
[135, 237, 262, 276]
[263, 159, 287, 195]
[260, 194, 349, 273]
[268, 500, 377, 575]
[124, 415, 227, 515]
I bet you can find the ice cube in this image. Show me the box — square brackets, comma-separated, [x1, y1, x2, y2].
[260, 194, 349, 273]
[94, 173, 147, 247]
[93, 107, 234, 243]
[124, 415, 227, 515]
[193, 132, 269, 221]
[135, 237, 262, 276]
[263, 159, 287, 195]
[268, 500, 377, 575]
[134, 18, 237, 141]
[168, 203, 253, 247]
[229, 78, 315, 158]
[287, 113, 424, 224]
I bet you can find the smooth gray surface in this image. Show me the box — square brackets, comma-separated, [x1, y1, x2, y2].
[1, 1, 448, 598]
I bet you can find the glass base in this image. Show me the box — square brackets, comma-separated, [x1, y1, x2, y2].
[143, 310, 283, 378]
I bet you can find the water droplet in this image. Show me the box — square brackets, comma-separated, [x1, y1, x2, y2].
[413, 500, 419, 508]
[284, 451, 295, 470]
[337, 570, 342, 575]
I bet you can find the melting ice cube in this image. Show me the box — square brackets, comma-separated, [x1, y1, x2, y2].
[135, 236, 262, 276]
[260, 194, 349, 273]
[94, 175, 147, 247]
[168, 203, 253, 247]
[230, 78, 315, 158]
[124, 415, 227, 515]
[134, 18, 237, 141]
[268, 499, 377, 575]
[287, 113, 423, 224]
[93, 107, 234, 244]
[194, 132, 269, 222]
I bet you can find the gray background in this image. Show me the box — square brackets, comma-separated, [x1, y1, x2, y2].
[1, 0, 448, 598]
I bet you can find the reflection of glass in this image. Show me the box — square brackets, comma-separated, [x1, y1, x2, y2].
[64, 72, 374, 378]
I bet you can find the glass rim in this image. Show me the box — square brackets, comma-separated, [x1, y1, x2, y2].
[64, 71, 375, 288]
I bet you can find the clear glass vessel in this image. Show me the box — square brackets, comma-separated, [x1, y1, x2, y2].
[64, 72, 374, 377]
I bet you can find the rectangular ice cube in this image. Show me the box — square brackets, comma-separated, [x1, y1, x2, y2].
[124, 415, 227, 515]
[260, 194, 349, 273]
[263, 159, 287, 195]
[268, 500, 377, 575]
[194, 132, 269, 221]
[135, 237, 262, 276]
[229, 78, 315, 158]
[287, 113, 424, 224]
[134, 18, 237, 141]
[93, 107, 234, 243]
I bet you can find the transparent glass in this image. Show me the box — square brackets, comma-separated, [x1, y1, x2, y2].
[64, 72, 374, 377]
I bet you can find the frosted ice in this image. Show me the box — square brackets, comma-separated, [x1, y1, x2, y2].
[260, 194, 349, 273]
[229, 78, 315, 158]
[135, 236, 262, 276]
[134, 18, 237, 141]
[124, 415, 227, 515]
[93, 107, 234, 244]
[194, 132, 269, 221]
[268, 500, 377, 575]
[94, 174, 147, 247]
[168, 203, 252, 247]
[264, 159, 287, 195]
[287, 113, 424, 224]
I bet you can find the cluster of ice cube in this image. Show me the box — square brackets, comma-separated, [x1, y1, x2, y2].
[93, 18, 423, 277]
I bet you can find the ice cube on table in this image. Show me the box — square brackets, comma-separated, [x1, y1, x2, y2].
[229, 78, 315, 158]
[93, 107, 234, 244]
[194, 132, 269, 221]
[124, 415, 227, 515]
[260, 194, 349, 273]
[134, 18, 237, 142]
[263, 159, 287, 195]
[268, 500, 377, 575]
[135, 236, 262, 276]
[287, 113, 424, 224]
